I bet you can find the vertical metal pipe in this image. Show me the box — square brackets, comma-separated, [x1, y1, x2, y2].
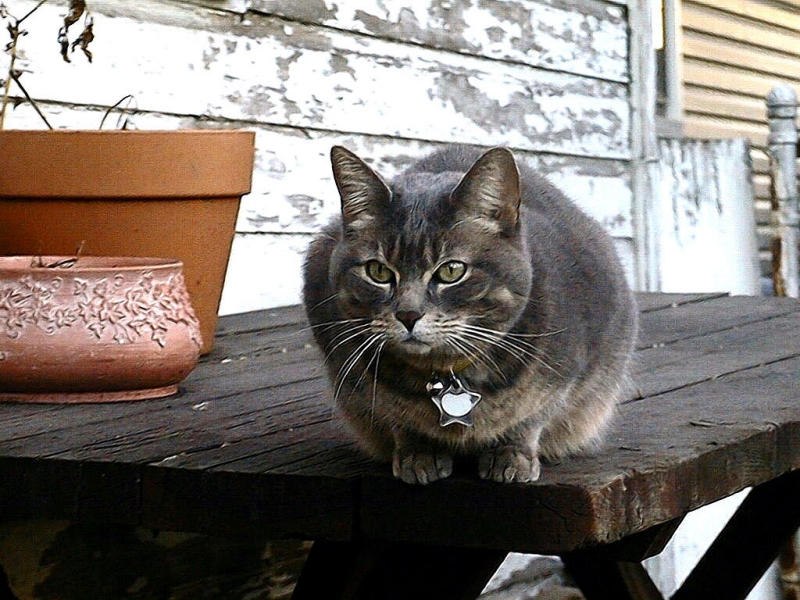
[766, 84, 799, 298]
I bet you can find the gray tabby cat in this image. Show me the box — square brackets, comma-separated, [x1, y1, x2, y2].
[303, 145, 637, 485]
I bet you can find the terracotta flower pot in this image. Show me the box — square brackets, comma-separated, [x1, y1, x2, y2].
[0, 129, 255, 354]
[0, 256, 202, 403]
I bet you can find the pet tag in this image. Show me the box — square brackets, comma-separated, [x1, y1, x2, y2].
[427, 372, 481, 427]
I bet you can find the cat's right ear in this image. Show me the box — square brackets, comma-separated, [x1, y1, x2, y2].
[330, 146, 391, 231]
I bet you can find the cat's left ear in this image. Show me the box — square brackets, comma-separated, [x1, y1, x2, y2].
[451, 147, 520, 233]
[330, 146, 391, 231]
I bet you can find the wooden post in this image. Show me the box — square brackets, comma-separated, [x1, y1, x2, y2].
[766, 84, 799, 298]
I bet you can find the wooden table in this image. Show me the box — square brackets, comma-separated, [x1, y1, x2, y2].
[1, 293, 799, 600]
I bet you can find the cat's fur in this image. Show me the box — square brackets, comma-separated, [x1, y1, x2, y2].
[303, 145, 637, 484]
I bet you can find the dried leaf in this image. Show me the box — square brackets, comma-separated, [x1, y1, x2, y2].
[71, 16, 93, 62]
[57, 25, 69, 62]
[0, 4, 7, 19]
[63, 0, 85, 30]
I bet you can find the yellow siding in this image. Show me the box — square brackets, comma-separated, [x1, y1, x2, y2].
[681, 0, 800, 275]
[682, 0, 800, 150]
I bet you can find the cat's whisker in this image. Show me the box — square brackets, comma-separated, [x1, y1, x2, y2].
[450, 334, 509, 383]
[351, 335, 385, 399]
[459, 328, 562, 378]
[370, 339, 386, 429]
[333, 334, 381, 404]
[461, 324, 552, 348]
[298, 317, 369, 334]
[307, 292, 341, 314]
[323, 324, 374, 364]
[460, 324, 547, 356]
[463, 322, 566, 342]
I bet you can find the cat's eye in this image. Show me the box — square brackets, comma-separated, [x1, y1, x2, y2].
[365, 260, 394, 284]
[434, 261, 467, 284]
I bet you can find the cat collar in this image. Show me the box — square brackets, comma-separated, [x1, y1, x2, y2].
[426, 370, 481, 427]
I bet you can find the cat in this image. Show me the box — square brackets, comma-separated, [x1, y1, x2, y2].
[303, 145, 637, 485]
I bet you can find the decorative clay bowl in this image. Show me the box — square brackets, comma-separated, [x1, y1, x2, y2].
[0, 256, 202, 403]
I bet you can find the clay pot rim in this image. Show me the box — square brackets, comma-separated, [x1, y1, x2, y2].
[0, 255, 183, 273]
[0, 129, 255, 199]
[0, 129, 251, 135]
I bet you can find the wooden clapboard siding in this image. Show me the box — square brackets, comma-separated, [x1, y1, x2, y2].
[14, 1, 630, 158]
[245, 0, 630, 82]
[680, 0, 800, 283]
[7, 0, 635, 313]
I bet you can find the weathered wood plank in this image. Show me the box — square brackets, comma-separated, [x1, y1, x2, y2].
[0, 297, 799, 553]
[10, 0, 630, 158]
[0, 373, 328, 456]
[635, 292, 728, 313]
[633, 310, 800, 399]
[220, 233, 636, 315]
[637, 295, 800, 349]
[5, 103, 635, 315]
[0, 458, 141, 524]
[141, 463, 356, 539]
[237, 128, 635, 237]
[6, 105, 634, 238]
[358, 355, 800, 553]
[215, 305, 307, 336]
[248, 0, 629, 82]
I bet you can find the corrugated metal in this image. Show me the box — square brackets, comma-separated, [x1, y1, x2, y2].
[680, 0, 800, 282]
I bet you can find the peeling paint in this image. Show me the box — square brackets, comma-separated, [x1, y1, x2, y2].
[202, 36, 221, 69]
[254, 0, 628, 82]
[485, 26, 505, 43]
[329, 52, 356, 79]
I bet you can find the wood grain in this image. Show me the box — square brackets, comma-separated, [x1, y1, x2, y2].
[0, 294, 798, 554]
[248, 0, 629, 82]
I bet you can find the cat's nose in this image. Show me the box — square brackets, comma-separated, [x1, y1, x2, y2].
[396, 310, 423, 332]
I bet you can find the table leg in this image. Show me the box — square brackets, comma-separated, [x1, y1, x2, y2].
[561, 518, 682, 600]
[672, 469, 800, 600]
[561, 555, 664, 600]
[291, 539, 507, 600]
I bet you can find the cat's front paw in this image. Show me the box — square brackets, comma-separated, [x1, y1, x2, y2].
[392, 446, 453, 485]
[478, 445, 541, 483]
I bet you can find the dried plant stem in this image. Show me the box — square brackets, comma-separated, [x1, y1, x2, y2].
[1, 0, 50, 129]
[19, 0, 50, 24]
[99, 94, 135, 130]
[10, 72, 51, 129]
[0, 29, 18, 129]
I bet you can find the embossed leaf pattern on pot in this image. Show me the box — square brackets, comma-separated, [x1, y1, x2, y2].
[0, 276, 63, 339]
[0, 271, 202, 348]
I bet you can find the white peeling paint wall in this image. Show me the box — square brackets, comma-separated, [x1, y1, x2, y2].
[3, 0, 635, 314]
[654, 138, 760, 296]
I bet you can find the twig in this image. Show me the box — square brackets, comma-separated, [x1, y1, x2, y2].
[99, 94, 135, 130]
[0, 25, 19, 129]
[18, 0, 49, 25]
[10, 71, 52, 129]
[1, 0, 48, 128]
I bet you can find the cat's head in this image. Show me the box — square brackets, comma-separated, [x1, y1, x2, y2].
[327, 146, 532, 370]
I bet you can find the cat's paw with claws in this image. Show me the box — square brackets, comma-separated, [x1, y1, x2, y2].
[392, 446, 453, 485]
[478, 445, 541, 483]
